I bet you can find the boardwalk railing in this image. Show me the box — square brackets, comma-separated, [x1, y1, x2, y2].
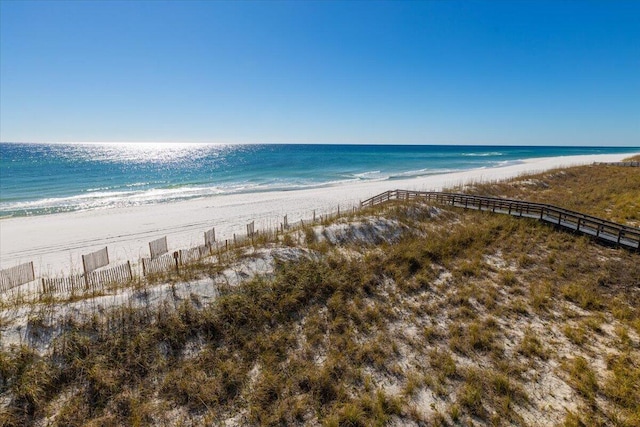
[594, 161, 640, 167]
[361, 190, 640, 251]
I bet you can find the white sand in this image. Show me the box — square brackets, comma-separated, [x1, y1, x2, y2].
[0, 153, 636, 276]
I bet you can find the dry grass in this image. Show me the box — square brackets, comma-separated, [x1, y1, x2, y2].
[1, 165, 639, 426]
[460, 163, 640, 225]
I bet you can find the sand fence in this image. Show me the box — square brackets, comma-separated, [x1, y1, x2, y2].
[0, 203, 357, 299]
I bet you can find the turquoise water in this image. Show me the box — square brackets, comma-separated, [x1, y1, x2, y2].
[0, 143, 637, 217]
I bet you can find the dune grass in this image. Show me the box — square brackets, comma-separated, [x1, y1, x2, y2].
[1, 165, 639, 426]
[460, 163, 640, 225]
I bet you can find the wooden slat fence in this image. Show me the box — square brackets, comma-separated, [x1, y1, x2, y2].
[149, 236, 168, 259]
[42, 262, 133, 294]
[0, 261, 35, 293]
[88, 262, 133, 288]
[142, 253, 176, 276]
[82, 246, 109, 273]
[361, 190, 640, 251]
[5, 204, 358, 296]
[179, 245, 209, 265]
[204, 228, 216, 247]
[41, 274, 85, 294]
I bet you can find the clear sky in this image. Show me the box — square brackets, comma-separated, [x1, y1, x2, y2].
[1, 0, 638, 146]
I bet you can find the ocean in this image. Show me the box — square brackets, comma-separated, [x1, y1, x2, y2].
[0, 143, 637, 218]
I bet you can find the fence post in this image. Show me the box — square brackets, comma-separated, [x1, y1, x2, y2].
[173, 251, 180, 274]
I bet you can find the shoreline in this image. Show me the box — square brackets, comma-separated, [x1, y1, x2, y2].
[1, 152, 637, 275]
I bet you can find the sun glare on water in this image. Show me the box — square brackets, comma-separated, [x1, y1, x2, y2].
[67, 142, 233, 164]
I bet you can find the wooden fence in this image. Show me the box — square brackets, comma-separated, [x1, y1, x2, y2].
[42, 262, 133, 294]
[88, 262, 133, 288]
[3, 203, 358, 294]
[141, 245, 211, 276]
[141, 253, 176, 276]
[179, 246, 209, 266]
[82, 246, 109, 273]
[204, 228, 216, 248]
[361, 190, 640, 251]
[0, 261, 36, 293]
[41, 273, 86, 294]
[149, 236, 168, 259]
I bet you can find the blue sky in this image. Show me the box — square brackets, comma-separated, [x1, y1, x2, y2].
[1, 1, 638, 146]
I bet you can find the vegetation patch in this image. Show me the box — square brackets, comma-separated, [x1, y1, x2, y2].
[1, 165, 639, 426]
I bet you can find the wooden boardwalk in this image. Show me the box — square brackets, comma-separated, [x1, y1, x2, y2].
[594, 161, 640, 167]
[361, 190, 640, 252]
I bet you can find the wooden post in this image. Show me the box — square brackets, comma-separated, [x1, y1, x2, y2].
[173, 251, 180, 274]
[127, 261, 132, 281]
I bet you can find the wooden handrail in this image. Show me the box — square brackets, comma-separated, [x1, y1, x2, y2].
[361, 190, 640, 251]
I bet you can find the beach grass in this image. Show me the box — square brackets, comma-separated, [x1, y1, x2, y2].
[1, 164, 639, 426]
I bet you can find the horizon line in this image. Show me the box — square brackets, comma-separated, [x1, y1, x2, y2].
[1, 141, 639, 148]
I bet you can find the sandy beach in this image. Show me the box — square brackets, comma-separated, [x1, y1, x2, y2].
[0, 152, 636, 276]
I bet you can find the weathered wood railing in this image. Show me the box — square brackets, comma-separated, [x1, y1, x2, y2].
[594, 161, 640, 167]
[361, 190, 640, 251]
